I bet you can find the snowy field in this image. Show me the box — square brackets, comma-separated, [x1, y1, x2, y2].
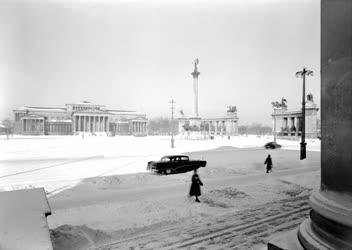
[0, 134, 321, 249]
[0, 134, 320, 195]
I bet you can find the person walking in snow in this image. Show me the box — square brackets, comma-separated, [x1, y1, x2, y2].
[264, 154, 273, 173]
[189, 169, 203, 202]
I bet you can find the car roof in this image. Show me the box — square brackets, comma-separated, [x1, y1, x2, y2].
[161, 155, 189, 159]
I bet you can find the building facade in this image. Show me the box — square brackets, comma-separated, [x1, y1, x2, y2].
[13, 101, 148, 136]
[178, 106, 239, 137]
[271, 94, 319, 138]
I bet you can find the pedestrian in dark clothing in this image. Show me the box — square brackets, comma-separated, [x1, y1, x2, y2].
[264, 154, 273, 173]
[189, 169, 203, 202]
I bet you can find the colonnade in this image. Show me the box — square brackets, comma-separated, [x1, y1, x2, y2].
[74, 115, 108, 132]
[22, 118, 44, 133]
[201, 119, 238, 136]
[273, 115, 302, 135]
[131, 120, 147, 134]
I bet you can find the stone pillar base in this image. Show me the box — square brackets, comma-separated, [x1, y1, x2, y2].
[269, 190, 352, 250]
[298, 190, 352, 250]
[268, 229, 304, 250]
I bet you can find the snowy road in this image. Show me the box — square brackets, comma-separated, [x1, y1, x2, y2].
[48, 147, 320, 250]
[0, 135, 320, 194]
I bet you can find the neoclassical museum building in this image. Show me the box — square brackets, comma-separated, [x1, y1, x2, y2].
[271, 94, 320, 138]
[13, 101, 148, 136]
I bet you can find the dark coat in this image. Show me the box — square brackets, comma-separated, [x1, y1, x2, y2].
[189, 173, 203, 197]
[264, 156, 273, 170]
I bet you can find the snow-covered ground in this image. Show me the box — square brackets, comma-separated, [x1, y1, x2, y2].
[0, 134, 320, 195]
[0, 134, 321, 249]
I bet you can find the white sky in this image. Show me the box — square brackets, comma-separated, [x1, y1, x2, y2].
[0, 0, 320, 125]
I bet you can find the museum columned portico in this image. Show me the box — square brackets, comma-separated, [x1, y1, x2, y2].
[73, 114, 109, 133]
[13, 101, 148, 136]
[131, 120, 147, 135]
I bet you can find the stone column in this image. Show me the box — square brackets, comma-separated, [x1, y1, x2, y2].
[191, 60, 200, 117]
[298, 0, 352, 248]
[80, 116, 82, 132]
[269, 1, 352, 248]
[97, 116, 100, 132]
[101, 116, 104, 132]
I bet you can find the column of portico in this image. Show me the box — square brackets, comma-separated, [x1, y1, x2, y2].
[222, 121, 225, 135]
[296, 116, 300, 135]
[77, 116, 80, 132]
[87, 116, 89, 132]
[101, 116, 104, 132]
[95, 116, 98, 132]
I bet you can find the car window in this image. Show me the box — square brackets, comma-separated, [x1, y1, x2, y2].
[160, 157, 170, 162]
[180, 156, 189, 161]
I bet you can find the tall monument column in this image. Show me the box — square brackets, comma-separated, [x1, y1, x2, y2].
[268, 0, 352, 249]
[191, 58, 200, 117]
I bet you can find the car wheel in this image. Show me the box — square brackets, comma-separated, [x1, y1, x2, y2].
[165, 169, 172, 175]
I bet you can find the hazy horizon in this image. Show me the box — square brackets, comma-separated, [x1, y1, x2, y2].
[0, 0, 320, 126]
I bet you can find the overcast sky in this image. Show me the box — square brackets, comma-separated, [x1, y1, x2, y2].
[0, 0, 320, 125]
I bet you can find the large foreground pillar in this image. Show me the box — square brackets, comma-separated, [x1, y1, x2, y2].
[298, 1, 352, 248]
[269, 1, 352, 249]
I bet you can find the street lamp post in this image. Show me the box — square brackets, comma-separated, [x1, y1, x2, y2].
[273, 109, 277, 144]
[295, 67, 313, 160]
[169, 99, 175, 148]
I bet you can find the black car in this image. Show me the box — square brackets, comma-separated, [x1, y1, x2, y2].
[264, 141, 282, 149]
[147, 155, 206, 175]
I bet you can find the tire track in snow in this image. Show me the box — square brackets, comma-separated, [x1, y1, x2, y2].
[97, 195, 311, 249]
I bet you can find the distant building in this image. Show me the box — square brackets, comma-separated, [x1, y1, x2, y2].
[178, 106, 239, 137]
[13, 101, 148, 136]
[271, 94, 319, 138]
[178, 59, 239, 137]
